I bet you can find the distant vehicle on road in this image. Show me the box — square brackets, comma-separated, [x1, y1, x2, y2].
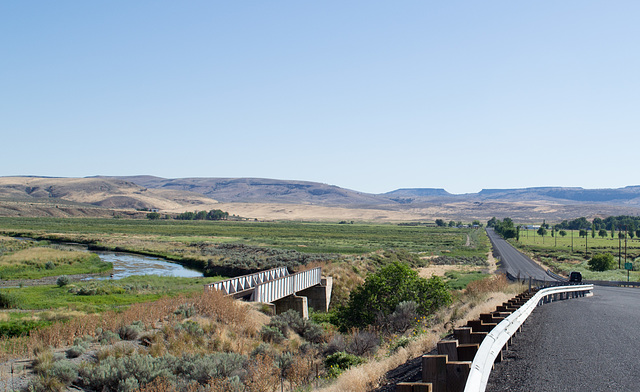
[569, 271, 582, 283]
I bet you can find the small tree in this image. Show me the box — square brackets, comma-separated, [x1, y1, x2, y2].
[598, 229, 608, 239]
[146, 212, 160, 220]
[537, 227, 547, 243]
[588, 253, 614, 271]
[338, 262, 452, 330]
[559, 230, 567, 237]
[435, 219, 445, 227]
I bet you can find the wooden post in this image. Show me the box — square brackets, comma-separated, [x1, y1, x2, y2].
[456, 344, 479, 361]
[437, 340, 459, 361]
[397, 384, 432, 392]
[453, 327, 471, 344]
[446, 361, 471, 392]
[422, 355, 447, 392]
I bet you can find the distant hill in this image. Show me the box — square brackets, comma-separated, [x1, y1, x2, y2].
[2, 176, 640, 222]
[475, 186, 640, 205]
[0, 177, 218, 216]
[112, 176, 388, 206]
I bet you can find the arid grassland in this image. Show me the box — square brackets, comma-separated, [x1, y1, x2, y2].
[0, 218, 523, 392]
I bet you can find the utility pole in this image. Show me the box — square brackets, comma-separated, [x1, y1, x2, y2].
[585, 227, 588, 256]
[619, 228, 622, 269]
[571, 229, 573, 253]
[625, 225, 628, 267]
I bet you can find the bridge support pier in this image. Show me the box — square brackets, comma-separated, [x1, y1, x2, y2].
[297, 277, 333, 313]
[274, 295, 309, 319]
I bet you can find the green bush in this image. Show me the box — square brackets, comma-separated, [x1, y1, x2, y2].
[324, 351, 365, 378]
[0, 291, 19, 309]
[589, 253, 615, 271]
[338, 261, 452, 329]
[56, 276, 70, 287]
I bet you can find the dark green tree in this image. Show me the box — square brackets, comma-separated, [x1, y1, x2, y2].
[338, 262, 452, 330]
[588, 253, 615, 271]
[537, 227, 547, 243]
[146, 212, 160, 220]
[559, 230, 567, 237]
[598, 229, 608, 238]
[435, 219, 445, 227]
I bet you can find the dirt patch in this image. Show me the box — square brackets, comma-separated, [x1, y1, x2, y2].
[417, 264, 482, 278]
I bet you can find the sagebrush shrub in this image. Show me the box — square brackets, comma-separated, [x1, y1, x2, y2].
[260, 325, 285, 344]
[173, 303, 197, 319]
[118, 321, 145, 341]
[79, 353, 177, 391]
[175, 352, 247, 383]
[48, 360, 79, 384]
[380, 301, 418, 334]
[56, 275, 70, 287]
[346, 330, 379, 356]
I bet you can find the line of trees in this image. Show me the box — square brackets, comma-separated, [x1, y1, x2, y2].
[487, 217, 517, 239]
[176, 209, 230, 221]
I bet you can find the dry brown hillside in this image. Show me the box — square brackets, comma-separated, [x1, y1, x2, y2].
[0, 177, 218, 217]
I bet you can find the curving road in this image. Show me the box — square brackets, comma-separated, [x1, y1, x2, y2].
[486, 228, 556, 282]
[486, 286, 640, 391]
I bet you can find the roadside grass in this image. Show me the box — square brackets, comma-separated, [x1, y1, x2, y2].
[444, 270, 490, 290]
[511, 229, 640, 281]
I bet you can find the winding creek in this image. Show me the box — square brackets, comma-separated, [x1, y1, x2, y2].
[18, 240, 204, 280]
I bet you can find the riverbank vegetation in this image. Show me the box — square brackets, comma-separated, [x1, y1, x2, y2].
[0, 236, 112, 280]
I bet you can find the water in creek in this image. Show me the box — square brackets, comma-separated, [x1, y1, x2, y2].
[20, 239, 204, 279]
[90, 251, 203, 279]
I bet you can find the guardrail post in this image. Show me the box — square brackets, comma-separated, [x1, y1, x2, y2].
[438, 341, 459, 361]
[422, 355, 447, 392]
[446, 361, 471, 392]
[396, 383, 433, 392]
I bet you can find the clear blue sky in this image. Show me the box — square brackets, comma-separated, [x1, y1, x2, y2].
[2, 1, 639, 194]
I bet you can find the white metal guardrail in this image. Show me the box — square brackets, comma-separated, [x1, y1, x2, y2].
[464, 284, 594, 392]
[205, 266, 289, 295]
[251, 267, 322, 303]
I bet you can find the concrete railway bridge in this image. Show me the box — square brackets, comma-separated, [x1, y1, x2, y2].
[205, 266, 332, 318]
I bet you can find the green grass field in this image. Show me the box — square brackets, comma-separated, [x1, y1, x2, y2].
[512, 229, 640, 281]
[0, 217, 487, 257]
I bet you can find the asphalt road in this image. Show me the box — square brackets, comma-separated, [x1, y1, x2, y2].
[486, 228, 556, 282]
[486, 286, 640, 391]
